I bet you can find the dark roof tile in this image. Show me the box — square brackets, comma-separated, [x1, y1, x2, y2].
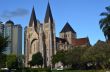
[60, 22, 76, 33]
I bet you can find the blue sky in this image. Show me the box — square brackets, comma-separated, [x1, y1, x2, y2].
[0, 0, 110, 47]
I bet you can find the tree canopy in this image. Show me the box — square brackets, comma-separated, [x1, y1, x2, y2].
[99, 6, 110, 40]
[28, 52, 43, 67]
[0, 34, 8, 68]
[52, 41, 110, 70]
[0, 34, 8, 54]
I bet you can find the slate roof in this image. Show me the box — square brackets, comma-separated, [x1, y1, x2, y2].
[60, 22, 76, 33]
[29, 7, 37, 27]
[44, 2, 53, 23]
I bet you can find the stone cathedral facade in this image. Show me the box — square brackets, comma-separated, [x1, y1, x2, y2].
[24, 3, 90, 67]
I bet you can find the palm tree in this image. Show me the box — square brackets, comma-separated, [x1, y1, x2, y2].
[99, 6, 110, 41]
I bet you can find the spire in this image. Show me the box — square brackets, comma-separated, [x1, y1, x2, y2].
[60, 22, 76, 33]
[29, 7, 37, 27]
[44, 2, 53, 23]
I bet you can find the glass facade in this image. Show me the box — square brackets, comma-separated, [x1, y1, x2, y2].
[1, 20, 22, 56]
[4, 23, 13, 54]
[0, 24, 4, 35]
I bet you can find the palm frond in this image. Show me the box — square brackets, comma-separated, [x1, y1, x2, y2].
[100, 12, 109, 16]
[99, 18, 108, 29]
[102, 26, 110, 38]
[105, 6, 110, 13]
[0, 21, 3, 24]
[99, 6, 110, 41]
[102, 26, 108, 32]
[99, 19, 104, 29]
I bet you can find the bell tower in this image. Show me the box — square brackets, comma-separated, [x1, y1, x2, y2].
[60, 22, 76, 44]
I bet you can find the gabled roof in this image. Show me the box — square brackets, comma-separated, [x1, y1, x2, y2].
[60, 22, 76, 33]
[72, 37, 90, 46]
[44, 2, 53, 23]
[29, 7, 37, 27]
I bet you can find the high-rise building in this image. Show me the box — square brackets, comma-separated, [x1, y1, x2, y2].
[0, 21, 4, 35]
[12, 24, 22, 56]
[4, 20, 14, 54]
[1, 20, 22, 56]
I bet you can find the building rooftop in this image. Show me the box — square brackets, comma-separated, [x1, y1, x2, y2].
[60, 22, 76, 33]
[6, 20, 14, 25]
[72, 37, 90, 46]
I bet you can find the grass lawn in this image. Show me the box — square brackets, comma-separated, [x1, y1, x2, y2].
[1, 69, 109, 72]
[52, 70, 110, 72]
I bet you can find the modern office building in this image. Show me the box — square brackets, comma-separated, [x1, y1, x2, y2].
[1, 20, 22, 56]
[4, 20, 14, 54]
[0, 22, 4, 36]
[12, 24, 22, 56]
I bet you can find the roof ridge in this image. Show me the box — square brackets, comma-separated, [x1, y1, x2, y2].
[60, 22, 76, 33]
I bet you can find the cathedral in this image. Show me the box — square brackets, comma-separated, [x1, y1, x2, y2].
[24, 3, 90, 67]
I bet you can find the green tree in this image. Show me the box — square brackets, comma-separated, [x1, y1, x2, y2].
[82, 40, 110, 69]
[65, 47, 87, 69]
[28, 61, 34, 67]
[0, 34, 8, 68]
[0, 54, 6, 68]
[6, 54, 17, 69]
[99, 6, 110, 40]
[0, 34, 8, 54]
[52, 50, 66, 65]
[29, 52, 43, 68]
[17, 55, 24, 69]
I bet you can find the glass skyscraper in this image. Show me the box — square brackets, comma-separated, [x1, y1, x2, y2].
[0, 20, 22, 56]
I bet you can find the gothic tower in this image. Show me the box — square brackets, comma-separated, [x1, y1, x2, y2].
[25, 7, 40, 67]
[43, 3, 56, 67]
